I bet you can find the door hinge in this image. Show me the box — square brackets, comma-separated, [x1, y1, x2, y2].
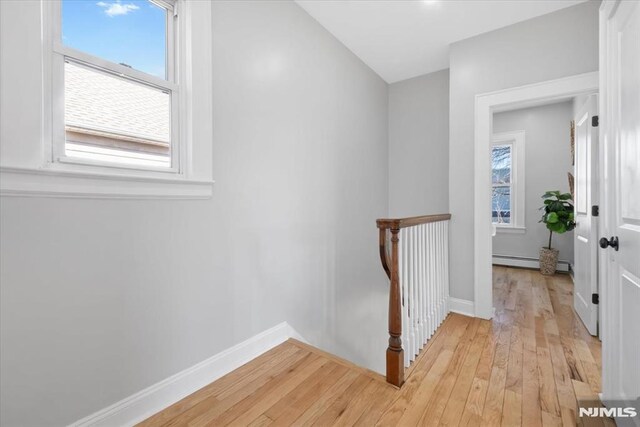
[592, 115, 599, 127]
[592, 293, 599, 305]
[592, 205, 599, 217]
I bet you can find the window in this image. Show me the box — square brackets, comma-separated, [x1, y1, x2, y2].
[491, 131, 525, 230]
[54, 0, 178, 170]
[492, 144, 512, 224]
[0, 0, 213, 199]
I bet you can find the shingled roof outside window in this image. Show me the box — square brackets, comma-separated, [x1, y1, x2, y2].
[64, 61, 171, 167]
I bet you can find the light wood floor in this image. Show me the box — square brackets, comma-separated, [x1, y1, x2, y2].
[139, 267, 606, 426]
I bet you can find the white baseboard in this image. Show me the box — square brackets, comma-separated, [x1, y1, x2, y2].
[448, 297, 475, 317]
[69, 322, 305, 427]
[492, 254, 570, 272]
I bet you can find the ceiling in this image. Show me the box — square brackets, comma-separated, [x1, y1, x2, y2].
[296, 0, 587, 83]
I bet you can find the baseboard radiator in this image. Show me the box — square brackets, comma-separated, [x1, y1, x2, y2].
[492, 254, 571, 272]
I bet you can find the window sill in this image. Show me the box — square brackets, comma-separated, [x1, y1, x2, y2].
[0, 166, 214, 199]
[494, 226, 526, 234]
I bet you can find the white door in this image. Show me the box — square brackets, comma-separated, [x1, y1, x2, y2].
[574, 95, 599, 336]
[600, 0, 640, 417]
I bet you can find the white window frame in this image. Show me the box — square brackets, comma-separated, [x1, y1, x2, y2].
[491, 131, 525, 232]
[0, 0, 213, 199]
[47, 0, 179, 173]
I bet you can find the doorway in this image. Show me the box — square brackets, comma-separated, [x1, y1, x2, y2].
[473, 72, 599, 319]
[476, 74, 605, 424]
[572, 94, 599, 337]
[488, 94, 600, 338]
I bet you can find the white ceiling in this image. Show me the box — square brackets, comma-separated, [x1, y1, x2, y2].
[296, 0, 587, 83]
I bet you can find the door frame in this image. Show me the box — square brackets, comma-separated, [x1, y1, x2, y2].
[473, 71, 599, 319]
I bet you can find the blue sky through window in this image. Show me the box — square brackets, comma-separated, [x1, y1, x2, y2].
[62, 0, 167, 78]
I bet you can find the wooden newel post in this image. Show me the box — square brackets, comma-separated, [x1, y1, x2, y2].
[386, 227, 404, 387]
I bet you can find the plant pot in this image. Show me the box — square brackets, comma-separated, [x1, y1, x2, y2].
[539, 247, 559, 276]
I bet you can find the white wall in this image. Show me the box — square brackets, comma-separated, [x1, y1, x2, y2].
[492, 101, 575, 264]
[0, 1, 389, 425]
[388, 70, 449, 217]
[448, 1, 599, 301]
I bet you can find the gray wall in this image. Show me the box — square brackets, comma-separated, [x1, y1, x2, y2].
[448, 1, 599, 301]
[388, 70, 450, 217]
[492, 101, 575, 264]
[0, 1, 389, 425]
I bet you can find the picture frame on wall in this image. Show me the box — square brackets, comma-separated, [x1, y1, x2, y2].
[570, 120, 575, 166]
[568, 172, 575, 200]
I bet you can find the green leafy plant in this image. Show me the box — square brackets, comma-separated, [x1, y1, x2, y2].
[539, 191, 576, 249]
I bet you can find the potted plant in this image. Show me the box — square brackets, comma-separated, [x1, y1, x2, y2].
[539, 191, 576, 275]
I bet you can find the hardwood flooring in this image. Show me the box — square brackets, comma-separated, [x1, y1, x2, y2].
[139, 267, 606, 426]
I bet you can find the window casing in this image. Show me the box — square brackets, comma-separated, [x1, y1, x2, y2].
[0, 0, 213, 199]
[491, 131, 525, 231]
[48, 0, 180, 173]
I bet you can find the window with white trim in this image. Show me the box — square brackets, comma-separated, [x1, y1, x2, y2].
[492, 131, 525, 230]
[492, 144, 512, 223]
[0, 0, 213, 199]
[53, 0, 178, 171]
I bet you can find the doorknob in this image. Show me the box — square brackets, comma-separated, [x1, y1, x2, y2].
[599, 236, 619, 251]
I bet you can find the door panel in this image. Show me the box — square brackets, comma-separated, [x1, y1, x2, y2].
[574, 95, 598, 336]
[620, 0, 640, 222]
[614, 0, 640, 404]
[576, 110, 589, 215]
[600, 0, 640, 417]
[620, 270, 640, 401]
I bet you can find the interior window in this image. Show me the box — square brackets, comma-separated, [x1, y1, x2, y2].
[492, 144, 512, 224]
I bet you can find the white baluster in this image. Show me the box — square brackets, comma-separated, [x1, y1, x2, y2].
[410, 227, 419, 359]
[408, 228, 414, 365]
[437, 221, 442, 324]
[438, 224, 443, 330]
[425, 224, 435, 337]
[415, 225, 421, 349]
[435, 221, 442, 325]
[411, 226, 418, 360]
[432, 222, 438, 335]
[423, 224, 429, 344]
[431, 222, 436, 334]
[405, 228, 411, 365]
[439, 221, 445, 324]
[424, 224, 430, 339]
[416, 226, 422, 354]
[441, 221, 446, 320]
[444, 220, 450, 314]
[423, 224, 429, 339]
[441, 221, 447, 320]
[407, 228, 414, 366]
[442, 222, 447, 319]
[427, 223, 432, 334]
[419, 224, 426, 347]
[399, 229, 409, 367]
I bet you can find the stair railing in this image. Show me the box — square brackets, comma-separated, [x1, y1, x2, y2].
[376, 214, 451, 387]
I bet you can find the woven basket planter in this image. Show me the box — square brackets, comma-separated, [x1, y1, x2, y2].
[539, 247, 559, 275]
